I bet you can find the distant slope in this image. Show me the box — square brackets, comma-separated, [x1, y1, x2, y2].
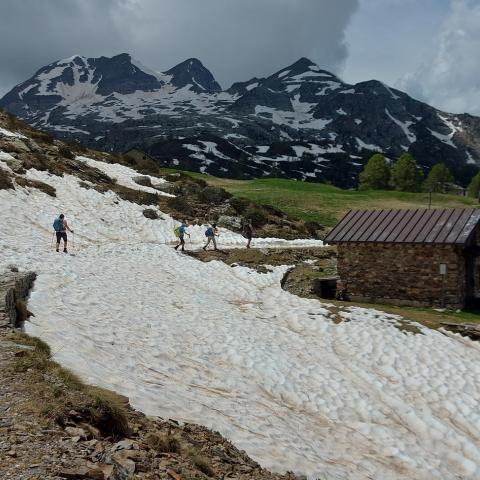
[2, 53, 480, 188]
[176, 173, 479, 227]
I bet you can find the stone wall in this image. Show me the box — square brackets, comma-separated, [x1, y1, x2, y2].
[0, 270, 36, 328]
[337, 243, 465, 308]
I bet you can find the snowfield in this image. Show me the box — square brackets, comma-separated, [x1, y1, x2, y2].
[1, 157, 480, 479]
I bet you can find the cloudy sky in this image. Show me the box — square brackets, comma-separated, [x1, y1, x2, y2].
[0, 0, 479, 114]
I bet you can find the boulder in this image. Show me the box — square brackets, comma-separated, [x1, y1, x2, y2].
[6, 138, 31, 153]
[217, 215, 242, 231]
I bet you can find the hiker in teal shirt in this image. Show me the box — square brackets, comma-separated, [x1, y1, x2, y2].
[174, 222, 190, 252]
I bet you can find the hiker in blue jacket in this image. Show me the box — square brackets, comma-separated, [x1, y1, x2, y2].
[203, 223, 218, 251]
[174, 222, 190, 251]
[53, 214, 74, 253]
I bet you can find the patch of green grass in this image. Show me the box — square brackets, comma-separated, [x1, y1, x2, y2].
[160, 170, 479, 227]
[330, 299, 480, 330]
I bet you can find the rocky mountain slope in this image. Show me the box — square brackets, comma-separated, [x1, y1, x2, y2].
[2, 53, 480, 187]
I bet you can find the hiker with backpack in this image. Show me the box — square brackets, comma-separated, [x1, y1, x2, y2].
[53, 214, 74, 253]
[243, 220, 253, 248]
[203, 223, 219, 251]
[174, 221, 190, 252]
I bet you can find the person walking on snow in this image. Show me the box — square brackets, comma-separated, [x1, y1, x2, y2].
[243, 220, 253, 248]
[53, 214, 74, 253]
[203, 223, 218, 251]
[174, 221, 190, 252]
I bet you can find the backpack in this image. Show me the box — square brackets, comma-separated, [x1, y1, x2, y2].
[205, 227, 213, 237]
[174, 226, 181, 238]
[53, 218, 63, 232]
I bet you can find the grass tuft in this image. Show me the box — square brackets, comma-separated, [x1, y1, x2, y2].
[145, 432, 182, 453]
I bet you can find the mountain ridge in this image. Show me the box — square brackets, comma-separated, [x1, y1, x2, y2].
[1, 53, 479, 188]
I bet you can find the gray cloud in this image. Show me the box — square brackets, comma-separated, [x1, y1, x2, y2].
[0, 0, 359, 96]
[396, 0, 480, 114]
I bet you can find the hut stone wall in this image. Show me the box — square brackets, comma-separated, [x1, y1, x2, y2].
[337, 243, 466, 308]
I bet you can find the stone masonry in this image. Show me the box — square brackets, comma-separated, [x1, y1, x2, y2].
[0, 270, 36, 328]
[337, 243, 466, 308]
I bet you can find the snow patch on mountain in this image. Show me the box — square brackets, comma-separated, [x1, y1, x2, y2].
[385, 109, 417, 143]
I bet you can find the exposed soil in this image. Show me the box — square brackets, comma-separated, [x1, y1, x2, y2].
[188, 246, 337, 297]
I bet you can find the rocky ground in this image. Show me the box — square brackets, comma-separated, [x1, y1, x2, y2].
[0, 329, 305, 480]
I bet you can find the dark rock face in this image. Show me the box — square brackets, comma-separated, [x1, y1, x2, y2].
[165, 58, 222, 94]
[1, 53, 479, 188]
[91, 53, 163, 95]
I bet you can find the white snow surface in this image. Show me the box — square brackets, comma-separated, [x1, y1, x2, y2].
[1, 157, 480, 479]
[0, 126, 27, 139]
[75, 156, 172, 196]
[356, 137, 383, 152]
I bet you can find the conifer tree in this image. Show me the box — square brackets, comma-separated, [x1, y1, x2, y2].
[358, 154, 390, 190]
[390, 153, 423, 192]
[467, 171, 480, 198]
[423, 163, 454, 193]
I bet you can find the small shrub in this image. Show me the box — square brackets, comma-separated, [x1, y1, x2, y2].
[304, 220, 323, 237]
[30, 130, 55, 144]
[15, 299, 32, 323]
[261, 204, 284, 217]
[137, 157, 160, 175]
[164, 173, 185, 183]
[83, 387, 130, 439]
[22, 152, 50, 171]
[167, 196, 195, 215]
[59, 145, 75, 160]
[67, 141, 88, 153]
[145, 432, 181, 453]
[229, 197, 250, 213]
[113, 185, 159, 206]
[245, 208, 267, 227]
[197, 186, 231, 204]
[0, 169, 14, 189]
[191, 177, 207, 188]
[186, 449, 215, 477]
[143, 208, 159, 219]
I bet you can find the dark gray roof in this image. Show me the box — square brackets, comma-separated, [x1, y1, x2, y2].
[324, 208, 480, 245]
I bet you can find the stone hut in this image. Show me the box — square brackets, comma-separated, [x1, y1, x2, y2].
[324, 208, 480, 308]
[123, 148, 155, 163]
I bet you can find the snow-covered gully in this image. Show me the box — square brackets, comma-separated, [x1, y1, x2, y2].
[1, 157, 480, 480]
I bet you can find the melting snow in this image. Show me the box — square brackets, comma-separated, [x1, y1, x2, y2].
[466, 151, 477, 165]
[381, 82, 400, 100]
[385, 109, 416, 143]
[356, 137, 383, 152]
[0, 127, 27, 139]
[1, 151, 480, 479]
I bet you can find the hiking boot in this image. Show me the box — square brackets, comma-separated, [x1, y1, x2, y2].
[56, 249, 59, 252]
[63, 249, 68, 254]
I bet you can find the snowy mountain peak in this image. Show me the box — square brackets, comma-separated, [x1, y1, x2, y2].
[165, 58, 222, 94]
[273, 57, 340, 83]
[1, 53, 479, 187]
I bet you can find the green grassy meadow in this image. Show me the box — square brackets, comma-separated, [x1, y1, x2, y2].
[161, 170, 479, 227]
